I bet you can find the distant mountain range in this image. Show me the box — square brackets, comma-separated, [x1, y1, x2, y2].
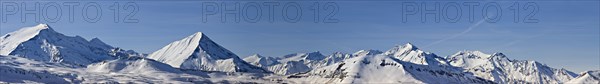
[0, 24, 597, 83]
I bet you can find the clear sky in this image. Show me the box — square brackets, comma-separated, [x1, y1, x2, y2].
[0, 0, 598, 72]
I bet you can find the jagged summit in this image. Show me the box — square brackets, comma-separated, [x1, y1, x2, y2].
[452, 51, 508, 58]
[404, 43, 417, 49]
[147, 32, 268, 73]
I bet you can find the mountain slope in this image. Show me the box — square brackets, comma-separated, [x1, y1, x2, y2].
[289, 54, 494, 83]
[0, 24, 140, 66]
[448, 51, 579, 84]
[147, 32, 268, 73]
[384, 43, 448, 66]
[565, 70, 600, 84]
[87, 57, 182, 74]
[243, 54, 280, 67]
[0, 55, 79, 83]
[244, 50, 378, 75]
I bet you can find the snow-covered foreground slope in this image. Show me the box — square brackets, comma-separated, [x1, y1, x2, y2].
[448, 51, 579, 84]
[566, 70, 600, 84]
[0, 24, 141, 66]
[0, 55, 288, 83]
[147, 32, 268, 73]
[87, 57, 182, 74]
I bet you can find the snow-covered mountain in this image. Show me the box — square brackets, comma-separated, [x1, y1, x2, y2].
[243, 50, 381, 75]
[282, 44, 495, 83]
[0, 24, 141, 66]
[566, 70, 600, 84]
[147, 32, 268, 73]
[384, 43, 448, 66]
[288, 54, 494, 83]
[0, 55, 275, 83]
[243, 54, 280, 67]
[448, 50, 579, 84]
[1, 24, 597, 83]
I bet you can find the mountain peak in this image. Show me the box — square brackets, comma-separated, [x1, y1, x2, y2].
[90, 38, 104, 44]
[0, 24, 136, 65]
[1, 24, 59, 55]
[36, 23, 50, 29]
[148, 32, 268, 73]
[404, 42, 414, 46]
[250, 54, 264, 58]
[384, 43, 422, 56]
[403, 43, 417, 50]
[192, 32, 204, 37]
[305, 51, 325, 60]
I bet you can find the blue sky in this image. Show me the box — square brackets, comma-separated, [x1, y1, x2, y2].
[0, 0, 598, 72]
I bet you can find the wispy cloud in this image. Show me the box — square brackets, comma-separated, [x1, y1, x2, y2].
[423, 19, 486, 48]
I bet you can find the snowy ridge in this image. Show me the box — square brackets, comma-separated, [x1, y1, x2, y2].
[147, 32, 268, 73]
[243, 50, 373, 75]
[384, 43, 449, 66]
[1, 24, 51, 55]
[566, 70, 600, 84]
[87, 57, 181, 74]
[448, 50, 579, 84]
[243, 54, 280, 67]
[289, 54, 493, 83]
[0, 24, 141, 66]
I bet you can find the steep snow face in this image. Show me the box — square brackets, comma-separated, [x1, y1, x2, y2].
[448, 51, 579, 84]
[291, 54, 493, 84]
[147, 32, 268, 73]
[0, 24, 139, 66]
[384, 43, 448, 66]
[87, 57, 181, 74]
[566, 70, 600, 84]
[1, 24, 50, 55]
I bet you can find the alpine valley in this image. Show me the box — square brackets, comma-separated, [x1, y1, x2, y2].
[0, 24, 597, 84]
